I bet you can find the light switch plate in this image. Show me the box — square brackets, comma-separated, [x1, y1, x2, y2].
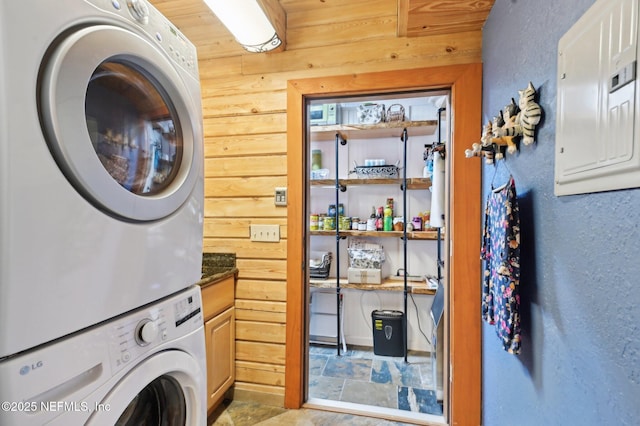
[274, 187, 287, 206]
[250, 224, 280, 242]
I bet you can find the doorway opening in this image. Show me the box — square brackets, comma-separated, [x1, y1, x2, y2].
[305, 90, 450, 423]
[285, 65, 483, 426]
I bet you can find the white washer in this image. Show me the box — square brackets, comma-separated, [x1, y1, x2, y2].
[0, 0, 204, 357]
[0, 285, 206, 426]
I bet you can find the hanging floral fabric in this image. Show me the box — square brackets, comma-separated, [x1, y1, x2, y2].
[481, 175, 521, 354]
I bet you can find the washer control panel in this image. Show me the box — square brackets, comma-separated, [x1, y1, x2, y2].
[108, 286, 203, 373]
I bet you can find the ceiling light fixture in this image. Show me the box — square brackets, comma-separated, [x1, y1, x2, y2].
[203, 0, 283, 53]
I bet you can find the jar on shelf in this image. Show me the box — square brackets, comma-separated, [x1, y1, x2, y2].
[339, 216, 351, 230]
[311, 149, 322, 170]
[386, 198, 394, 216]
[310, 214, 319, 230]
[351, 217, 360, 230]
[328, 204, 336, 217]
[324, 216, 336, 231]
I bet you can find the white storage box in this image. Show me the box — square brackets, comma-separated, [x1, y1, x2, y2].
[348, 268, 383, 284]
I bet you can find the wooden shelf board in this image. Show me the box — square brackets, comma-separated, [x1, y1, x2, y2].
[310, 229, 440, 240]
[310, 120, 438, 141]
[310, 177, 431, 189]
[309, 277, 436, 295]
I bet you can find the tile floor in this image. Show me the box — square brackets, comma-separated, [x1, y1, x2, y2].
[209, 399, 417, 425]
[308, 345, 443, 416]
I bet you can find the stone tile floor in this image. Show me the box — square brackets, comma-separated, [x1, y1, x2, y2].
[208, 345, 443, 425]
[209, 399, 416, 425]
[308, 345, 443, 416]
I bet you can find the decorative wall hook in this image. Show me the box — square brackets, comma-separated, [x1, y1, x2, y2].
[465, 82, 543, 162]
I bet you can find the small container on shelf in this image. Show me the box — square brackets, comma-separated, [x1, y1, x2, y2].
[310, 214, 319, 231]
[351, 217, 360, 230]
[310, 168, 329, 180]
[309, 251, 332, 279]
[311, 149, 322, 170]
[318, 214, 325, 230]
[323, 216, 335, 231]
[348, 268, 382, 284]
[339, 216, 351, 230]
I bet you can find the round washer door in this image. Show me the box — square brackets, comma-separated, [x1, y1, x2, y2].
[87, 351, 205, 425]
[39, 24, 202, 221]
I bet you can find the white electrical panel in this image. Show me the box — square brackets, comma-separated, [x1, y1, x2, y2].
[555, 0, 640, 195]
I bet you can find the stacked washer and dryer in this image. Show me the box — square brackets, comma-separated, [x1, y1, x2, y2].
[0, 0, 207, 424]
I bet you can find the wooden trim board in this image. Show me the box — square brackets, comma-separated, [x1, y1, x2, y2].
[286, 64, 482, 426]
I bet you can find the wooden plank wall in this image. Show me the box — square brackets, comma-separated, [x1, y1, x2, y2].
[151, 0, 482, 404]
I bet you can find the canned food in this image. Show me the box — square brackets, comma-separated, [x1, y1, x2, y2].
[310, 214, 319, 231]
[328, 204, 337, 217]
[412, 216, 423, 231]
[338, 203, 345, 216]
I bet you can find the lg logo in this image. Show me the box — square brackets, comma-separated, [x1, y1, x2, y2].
[19, 361, 43, 376]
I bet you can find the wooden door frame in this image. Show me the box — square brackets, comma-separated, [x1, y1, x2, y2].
[285, 63, 482, 425]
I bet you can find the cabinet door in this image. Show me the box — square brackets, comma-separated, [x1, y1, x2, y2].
[205, 307, 235, 411]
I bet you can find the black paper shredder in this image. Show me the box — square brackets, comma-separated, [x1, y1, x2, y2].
[371, 310, 405, 357]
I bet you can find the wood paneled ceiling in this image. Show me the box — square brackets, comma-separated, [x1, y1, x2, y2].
[398, 0, 495, 37]
[151, 0, 495, 53]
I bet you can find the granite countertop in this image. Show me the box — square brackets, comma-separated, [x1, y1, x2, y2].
[197, 253, 237, 287]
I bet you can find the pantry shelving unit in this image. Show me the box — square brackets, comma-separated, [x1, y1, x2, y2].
[309, 118, 440, 361]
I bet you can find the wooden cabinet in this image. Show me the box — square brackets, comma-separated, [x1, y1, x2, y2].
[201, 274, 235, 413]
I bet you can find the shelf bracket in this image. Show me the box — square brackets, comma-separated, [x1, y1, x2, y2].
[337, 132, 347, 146]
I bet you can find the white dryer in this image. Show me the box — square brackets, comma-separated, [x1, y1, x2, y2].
[0, 285, 207, 426]
[0, 0, 204, 358]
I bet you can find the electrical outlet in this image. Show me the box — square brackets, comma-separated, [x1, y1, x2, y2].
[250, 224, 280, 242]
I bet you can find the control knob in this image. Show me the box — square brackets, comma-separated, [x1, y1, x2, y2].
[127, 0, 149, 24]
[135, 319, 158, 346]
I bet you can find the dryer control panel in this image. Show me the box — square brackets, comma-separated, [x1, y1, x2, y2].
[85, 0, 199, 79]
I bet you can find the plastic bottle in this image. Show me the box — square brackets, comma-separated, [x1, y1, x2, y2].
[375, 206, 383, 231]
[423, 145, 433, 178]
[383, 205, 393, 231]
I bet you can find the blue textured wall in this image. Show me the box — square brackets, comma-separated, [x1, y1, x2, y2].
[482, 1, 640, 424]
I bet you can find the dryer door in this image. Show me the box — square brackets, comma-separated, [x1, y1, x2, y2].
[39, 24, 202, 221]
[87, 351, 206, 425]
